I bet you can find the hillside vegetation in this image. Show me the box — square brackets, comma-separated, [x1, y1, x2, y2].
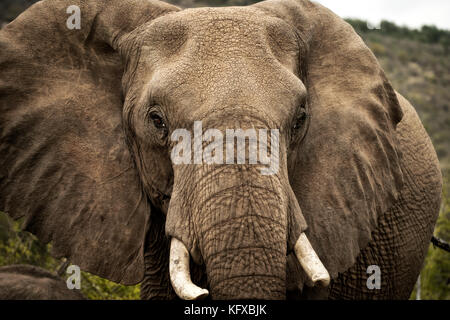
[0, 0, 448, 299]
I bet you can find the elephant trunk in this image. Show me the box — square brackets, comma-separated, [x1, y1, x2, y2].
[190, 165, 288, 299]
[166, 138, 330, 299]
[204, 241, 287, 300]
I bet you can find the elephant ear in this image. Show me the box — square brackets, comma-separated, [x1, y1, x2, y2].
[255, 0, 404, 278]
[0, 0, 178, 284]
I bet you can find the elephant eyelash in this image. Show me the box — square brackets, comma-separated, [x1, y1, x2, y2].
[145, 105, 164, 125]
[149, 112, 166, 129]
[292, 107, 309, 131]
[290, 106, 310, 148]
[145, 106, 169, 141]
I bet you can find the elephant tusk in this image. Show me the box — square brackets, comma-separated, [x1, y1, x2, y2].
[169, 237, 209, 300]
[294, 233, 331, 287]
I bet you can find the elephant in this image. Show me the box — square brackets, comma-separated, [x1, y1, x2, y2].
[0, 0, 443, 300]
[0, 265, 85, 300]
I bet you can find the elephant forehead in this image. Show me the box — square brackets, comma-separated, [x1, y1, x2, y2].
[144, 7, 300, 62]
[144, 52, 304, 127]
[136, 8, 304, 124]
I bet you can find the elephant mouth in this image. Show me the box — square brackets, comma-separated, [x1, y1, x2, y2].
[168, 235, 330, 300]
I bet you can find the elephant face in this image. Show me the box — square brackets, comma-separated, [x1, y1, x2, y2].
[123, 7, 305, 202]
[124, 8, 313, 299]
[0, 0, 404, 299]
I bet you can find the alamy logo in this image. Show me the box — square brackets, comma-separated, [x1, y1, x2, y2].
[66, 5, 81, 30]
[66, 265, 81, 290]
[366, 265, 381, 290]
[171, 121, 279, 175]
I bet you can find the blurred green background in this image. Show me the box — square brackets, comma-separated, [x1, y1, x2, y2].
[0, 0, 448, 299]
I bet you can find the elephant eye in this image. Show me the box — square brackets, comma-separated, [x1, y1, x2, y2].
[149, 112, 166, 130]
[293, 109, 308, 130]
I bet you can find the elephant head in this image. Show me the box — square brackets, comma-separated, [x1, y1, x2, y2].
[0, 0, 404, 299]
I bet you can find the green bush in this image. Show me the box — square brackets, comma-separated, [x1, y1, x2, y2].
[411, 174, 450, 300]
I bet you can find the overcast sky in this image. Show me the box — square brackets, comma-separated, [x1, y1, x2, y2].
[314, 0, 450, 30]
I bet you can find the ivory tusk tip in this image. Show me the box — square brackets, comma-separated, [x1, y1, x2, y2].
[294, 233, 331, 288]
[194, 289, 209, 300]
[178, 287, 209, 300]
[312, 274, 331, 287]
[169, 237, 209, 300]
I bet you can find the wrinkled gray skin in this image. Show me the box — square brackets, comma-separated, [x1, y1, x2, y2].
[0, 265, 85, 300]
[0, 0, 442, 300]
